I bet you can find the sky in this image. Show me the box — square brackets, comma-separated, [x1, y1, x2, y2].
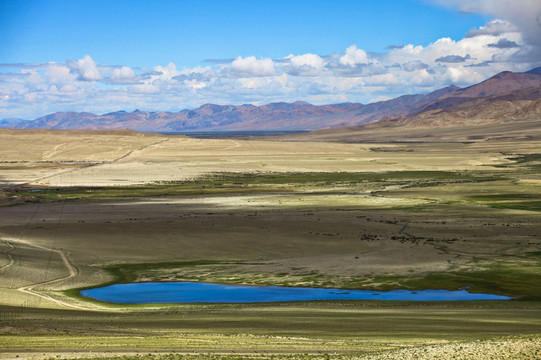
[1, 0, 541, 119]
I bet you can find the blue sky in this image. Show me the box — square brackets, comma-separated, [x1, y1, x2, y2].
[1, 0, 540, 119]
[1, 0, 488, 67]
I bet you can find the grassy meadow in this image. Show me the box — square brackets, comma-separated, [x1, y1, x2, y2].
[0, 125, 540, 359]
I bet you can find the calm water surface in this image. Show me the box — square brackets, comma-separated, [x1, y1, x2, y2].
[80, 282, 511, 304]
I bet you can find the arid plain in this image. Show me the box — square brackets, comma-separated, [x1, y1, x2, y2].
[0, 123, 540, 359]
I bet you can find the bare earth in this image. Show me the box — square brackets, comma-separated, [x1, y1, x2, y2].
[0, 129, 513, 187]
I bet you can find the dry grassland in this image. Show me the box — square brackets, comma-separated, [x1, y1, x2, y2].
[0, 129, 515, 187]
[0, 126, 540, 359]
[0, 337, 539, 360]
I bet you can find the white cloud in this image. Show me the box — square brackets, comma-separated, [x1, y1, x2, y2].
[130, 83, 160, 94]
[399, 44, 424, 55]
[154, 62, 180, 81]
[406, 69, 434, 86]
[430, 0, 541, 52]
[284, 53, 326, 76]
[364, 73, 399, 86]
[60, 84, 78, 92]
[1, 11, 539, 121]
[230, 56, 276, 77]
[111, 66, 136, 82]
[67, 55, 102, 81]
[386, 28, 524, 72]
[46, 64, 73, 84]
[184, 79, 208, 91]
[339, 45, 369, 66]
[288, 53, 325, 69]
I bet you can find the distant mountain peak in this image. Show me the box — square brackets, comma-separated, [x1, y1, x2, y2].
[3, 68, 539, 132]
[103, 110, 128, 116]
[525, 66, 541, 75]
[292, 100, 312, 106]
[198, 103, 221, 109]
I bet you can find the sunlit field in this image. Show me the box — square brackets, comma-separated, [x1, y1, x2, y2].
[0, 125, 540, 359]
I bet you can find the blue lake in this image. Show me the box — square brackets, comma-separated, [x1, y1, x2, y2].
[80, 282, 512, 304]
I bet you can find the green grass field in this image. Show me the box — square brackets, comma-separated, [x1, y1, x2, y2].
[2, 301, 541, 351]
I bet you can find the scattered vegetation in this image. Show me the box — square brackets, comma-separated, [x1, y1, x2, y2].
[1, 129, 540, 359]
[2, 170, 509, 204]
[505, 153, 541, 164]
[27, 334, 541, 360]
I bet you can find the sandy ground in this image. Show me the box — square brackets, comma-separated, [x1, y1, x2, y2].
[0, 129, 513, 186]
[358, 336, 541, 360]
[0, 337, 539, 359]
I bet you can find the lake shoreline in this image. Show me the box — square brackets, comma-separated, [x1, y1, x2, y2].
[80, 281, 512, 304]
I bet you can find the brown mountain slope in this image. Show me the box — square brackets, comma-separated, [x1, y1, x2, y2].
[282, 68, 541, 143]
[417, 69, 541, 113]
[448, 71, 541, 98]
[375, 86, 541, 129]
[4, 67, 540, 132]
[6, 85, 458, 131]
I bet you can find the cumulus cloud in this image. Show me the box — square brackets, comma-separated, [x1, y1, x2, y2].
[339, 45, 369, 66]
[173, 67, 215, 84]
[1, 16, 539, 121]
[130, 83, 160, 94]
[154, 62, 180, 81]
[431, 0, 541, 54]
[284, 53, 326, 76]
[110, 66, 136, 83]
[230, 56, 276, 77]
[67, 55, 102, 81]
[46, 64, 73, 84]
[289, 53, 325, 69]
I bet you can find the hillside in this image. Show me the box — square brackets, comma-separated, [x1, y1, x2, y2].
[3, 87, 456, 132]
[370, 74, 541, 129]
[3, 67, 540, 132]
[279, 68, 541, 143]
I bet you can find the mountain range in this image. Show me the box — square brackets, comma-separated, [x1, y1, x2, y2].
[3, 67, 541, 132]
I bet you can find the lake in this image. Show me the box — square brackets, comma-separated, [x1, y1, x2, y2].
[80, 282, 512, 304]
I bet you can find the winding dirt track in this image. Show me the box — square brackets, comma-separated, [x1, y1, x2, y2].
[111, 138, 170, 162]
[29, 137, 171, 185]
[2, 234, 91, 310]
[0, 239, 15, 271]
[223, 139, 242, 150]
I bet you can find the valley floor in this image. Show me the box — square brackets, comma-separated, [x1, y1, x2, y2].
[0, 125, 540, 359]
